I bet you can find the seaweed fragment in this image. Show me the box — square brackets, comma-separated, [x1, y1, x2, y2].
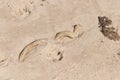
[98, 16, 120, 41]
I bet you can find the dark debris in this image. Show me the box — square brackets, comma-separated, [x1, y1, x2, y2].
[98, 16, 120, 41]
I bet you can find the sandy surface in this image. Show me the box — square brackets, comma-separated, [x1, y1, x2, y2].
[1, 0, 120, 80]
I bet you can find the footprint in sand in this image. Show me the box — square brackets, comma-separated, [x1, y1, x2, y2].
[18, 39, 48, 62]
[40, 42, 64, 62]
[18, 39, 64, 62]
[0, 56, 10, 67]
[55, 24, 84, 43]
[7, 0, 34, 18]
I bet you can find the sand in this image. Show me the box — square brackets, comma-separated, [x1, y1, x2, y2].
[0, 0, 120, 80]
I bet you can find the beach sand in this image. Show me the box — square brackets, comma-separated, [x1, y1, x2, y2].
[0, 0, 120, 80]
